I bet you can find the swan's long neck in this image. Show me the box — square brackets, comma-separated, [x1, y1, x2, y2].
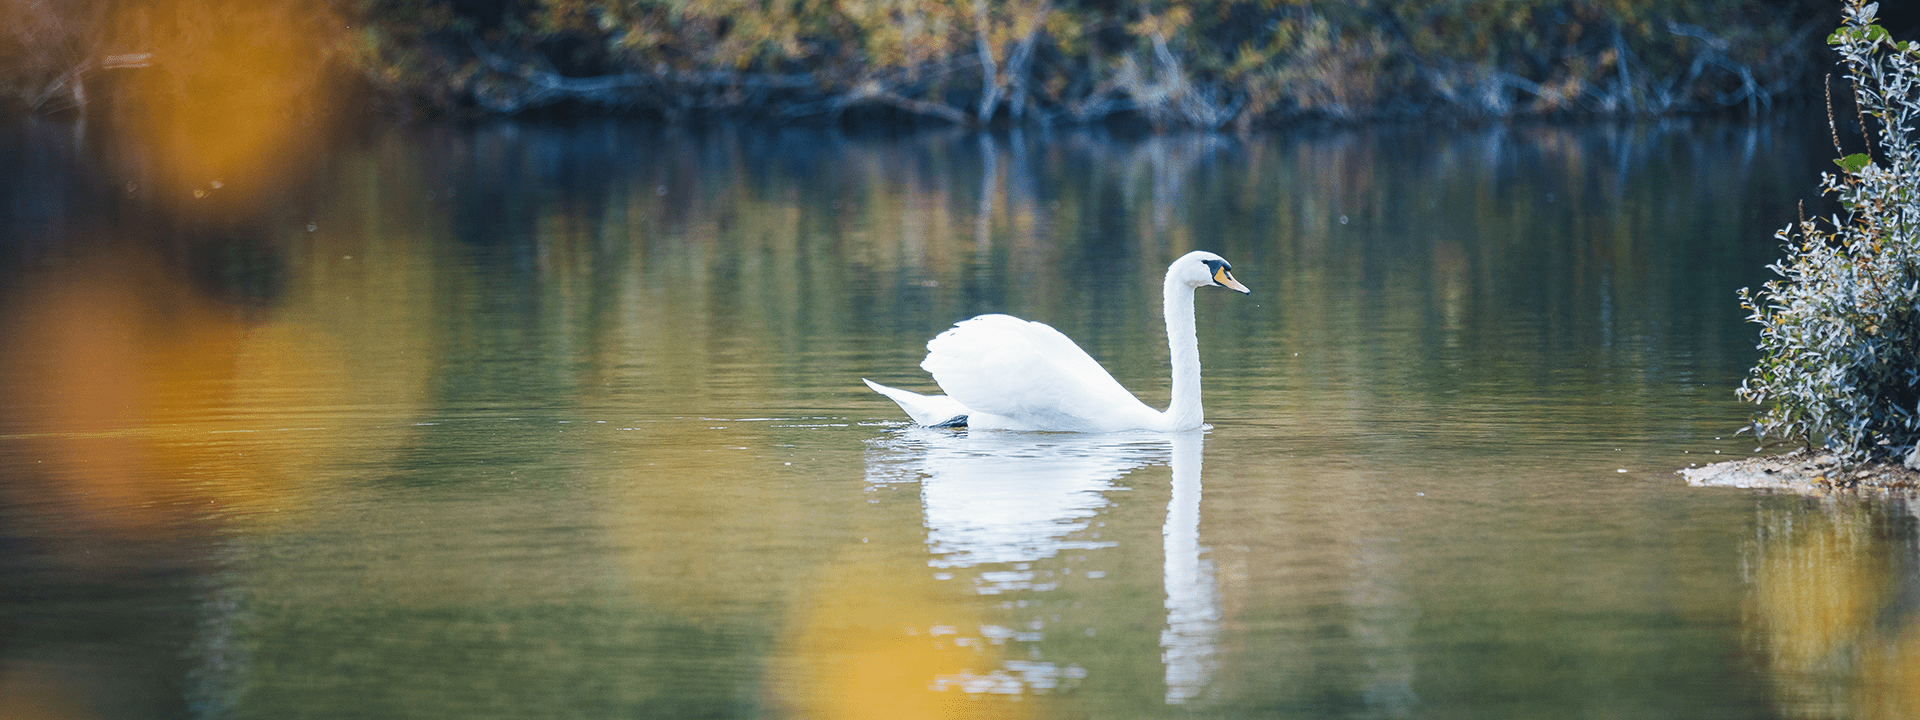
[1162, 272, 1203, 430]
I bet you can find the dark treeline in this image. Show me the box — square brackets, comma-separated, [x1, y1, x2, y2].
[0, 0, 1858, 129]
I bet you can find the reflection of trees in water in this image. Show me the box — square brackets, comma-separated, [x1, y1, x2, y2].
[343, 119, 1821, 401]
[22, 117, 1810, 428]
[1747, 497, 1920, 719]
[0, 228, 443, 719]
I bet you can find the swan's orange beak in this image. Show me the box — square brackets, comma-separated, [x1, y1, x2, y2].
[1214, 267, 1251, 294]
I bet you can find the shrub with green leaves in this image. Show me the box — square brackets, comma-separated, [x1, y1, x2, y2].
[1738, 0, 1920, 463]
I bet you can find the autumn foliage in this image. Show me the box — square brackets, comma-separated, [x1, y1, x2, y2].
[4, 0, 1835, 127]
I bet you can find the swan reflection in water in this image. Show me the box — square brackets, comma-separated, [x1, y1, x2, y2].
[865, 427, 1219, 704]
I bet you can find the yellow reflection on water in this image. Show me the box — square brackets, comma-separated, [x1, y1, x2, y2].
[0, 661, 99, 720]
[0, 229, 443, 719]
[1856, 620, 1920, 720]
[1, 247, 257, 536]
[0, 226, 440, 536]
[1748, 499, 1920, 719]
[0, 0, 387, 537]
[771, 537, 1034, 720]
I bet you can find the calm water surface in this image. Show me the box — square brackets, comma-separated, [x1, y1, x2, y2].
[2, 115, 1917, 719]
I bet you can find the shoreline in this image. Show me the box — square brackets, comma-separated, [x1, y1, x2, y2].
[1680, 450, 1920, 493]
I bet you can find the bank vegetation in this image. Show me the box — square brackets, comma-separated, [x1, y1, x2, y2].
[1691, 0, 1920, 493]
[3, 0, 1838, 128]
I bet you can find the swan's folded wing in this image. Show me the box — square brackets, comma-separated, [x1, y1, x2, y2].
[921, 314, 1150, 427]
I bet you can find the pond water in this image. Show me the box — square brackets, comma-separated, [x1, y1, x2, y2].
[2, 114, 1918, 719]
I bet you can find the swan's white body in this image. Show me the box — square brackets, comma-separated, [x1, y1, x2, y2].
[864, 251, 1249, 432]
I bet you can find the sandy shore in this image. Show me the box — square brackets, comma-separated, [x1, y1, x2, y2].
[1680, 450, 1920, 493]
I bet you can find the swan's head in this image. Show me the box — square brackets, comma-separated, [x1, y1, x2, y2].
[1171, 251, 1251, 294]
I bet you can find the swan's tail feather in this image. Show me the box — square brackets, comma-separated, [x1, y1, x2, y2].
[862, 378, 970, 428]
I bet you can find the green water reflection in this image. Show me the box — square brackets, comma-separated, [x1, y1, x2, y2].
[1, 115, 1917, 719]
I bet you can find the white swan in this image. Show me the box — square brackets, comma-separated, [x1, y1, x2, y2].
[864, 250, 1250, 432]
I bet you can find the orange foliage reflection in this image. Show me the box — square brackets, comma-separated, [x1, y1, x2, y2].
[771, 539, 1035, 720]
[0, 247, 256, 537]
[0, 0, 384, 536]
[0, 231, 440, 541]
[1748, 500, 1920, 719]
